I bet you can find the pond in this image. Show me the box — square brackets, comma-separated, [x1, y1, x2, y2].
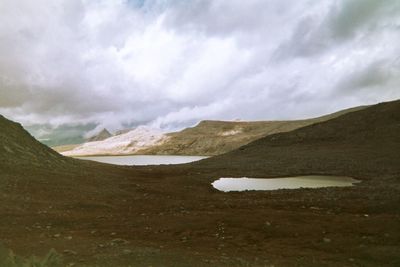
[75, 155, 207, 166]
[212, 176, 360, 192]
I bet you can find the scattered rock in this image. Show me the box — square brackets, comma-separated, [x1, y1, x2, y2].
[111, 238, 129, 245]
[63, 250, 77, 256]
[323, 238, 331, 243]
[122, 249, 133, 255]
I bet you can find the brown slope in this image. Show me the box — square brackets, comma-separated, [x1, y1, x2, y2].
[193, 100, 400, 179]
[0, 115, 71, 169]
[141, 105, 367, 156]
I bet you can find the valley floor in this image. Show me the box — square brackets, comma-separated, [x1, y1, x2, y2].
[0, 161, 399, 267]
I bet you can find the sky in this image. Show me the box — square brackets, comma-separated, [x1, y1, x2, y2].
[1, 0, 400, 133]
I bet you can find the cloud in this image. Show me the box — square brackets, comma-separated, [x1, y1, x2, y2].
[0, 0, 399, 132]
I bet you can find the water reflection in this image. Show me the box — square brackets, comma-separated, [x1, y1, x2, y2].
[212, 176, 360, 192]
[76, 155, 207, 166]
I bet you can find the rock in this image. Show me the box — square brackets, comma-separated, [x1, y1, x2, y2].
[122, 249, 133, 255]
[323, 238, 331, 243]
[63, 250, 77, 256]
[111, 238, 129, 245]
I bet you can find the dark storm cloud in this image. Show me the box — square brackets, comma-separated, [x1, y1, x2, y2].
[0, 0, 399, 131]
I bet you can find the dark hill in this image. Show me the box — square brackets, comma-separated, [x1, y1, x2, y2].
[194, 100, 400, 179]
[0, 115, 70, 170]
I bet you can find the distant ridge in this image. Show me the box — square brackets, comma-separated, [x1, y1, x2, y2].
[194, 100, 400, 178]
[54, 105, 368, 156]
[141, 105, 368, 156]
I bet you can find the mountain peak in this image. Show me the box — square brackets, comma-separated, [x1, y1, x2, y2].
[87, 128, 112, 142]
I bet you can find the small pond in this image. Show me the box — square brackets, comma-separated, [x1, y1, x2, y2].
[212, 176, 360, 192]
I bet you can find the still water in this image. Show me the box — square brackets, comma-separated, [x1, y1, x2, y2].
[212, 176, 360, 192]
[76, 155, 207, 166]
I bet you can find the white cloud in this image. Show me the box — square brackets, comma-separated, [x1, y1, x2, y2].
[0, 0, 399, 131]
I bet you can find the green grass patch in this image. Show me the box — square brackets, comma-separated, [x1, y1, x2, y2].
[0, 244, 62, 267]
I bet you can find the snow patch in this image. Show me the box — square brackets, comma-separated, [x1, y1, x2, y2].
[63, 126, 168, 156]
[219, 129, 243, 136]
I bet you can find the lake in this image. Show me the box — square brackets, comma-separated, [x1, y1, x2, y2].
[212, 176, 360, 192]
[75, 155, 207, 166]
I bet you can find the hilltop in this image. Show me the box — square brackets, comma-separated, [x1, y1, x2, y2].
[87, 128, 112, 142]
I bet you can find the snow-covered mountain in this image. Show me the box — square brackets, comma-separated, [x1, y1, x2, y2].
[62, 126, 168, 156]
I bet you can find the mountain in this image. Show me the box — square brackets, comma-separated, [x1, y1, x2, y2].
[86, 128, 112, 142]
[194, 100, 400, 178]
[140, 105, 367, 156]
[62, 126, 168, 156]
[115, 128, 133, 136]
[55, 105, 367, 157]
[51, 128, 114, 153]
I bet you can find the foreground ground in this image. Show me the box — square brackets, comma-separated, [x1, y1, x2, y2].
[0, 100, 399, 266]
[0, 161, 399, 267]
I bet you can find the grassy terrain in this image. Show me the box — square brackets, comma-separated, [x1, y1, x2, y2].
[0, 245, 62, 267]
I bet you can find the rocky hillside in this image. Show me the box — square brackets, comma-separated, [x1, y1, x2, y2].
[141, 105, 367, 156]
[195, 100, 400, 178]
[0, 115, 70, 169]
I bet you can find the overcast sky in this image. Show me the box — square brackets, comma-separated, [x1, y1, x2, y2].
[1, 0, 399, 131]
